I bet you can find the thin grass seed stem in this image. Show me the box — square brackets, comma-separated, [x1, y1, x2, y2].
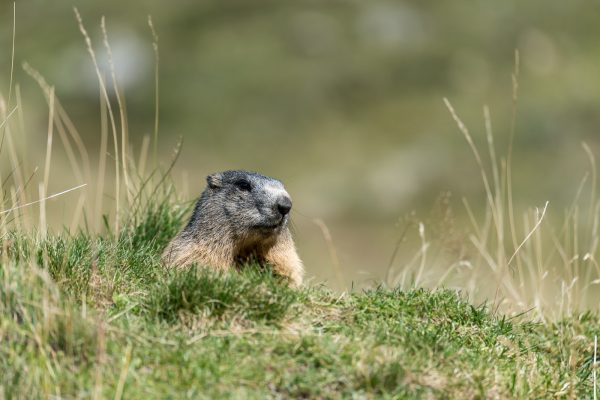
[138, 135, 150, 179]
[148, 15, 160, 170]
[414, 222, 428, 287]
[518, 224, 543, 308]
[95, 92, 109, 232]
[542, 173, 588, 268]
[574, 207, 581, 308]
[592, 201, 600, 254]
[74, 8, 121, 234]
[462, 197, 482, 238]
[53, 107, 84, 183]
[583, 142, 597, 251]
[0, 103, 24, 220]
[42, 87, 55, 195]
[38, 184, 48, 268]
[436, 260, 472, 288]
[56, 101, 91, 180]
[69, 193, 87, 233]
[313, 218, 344, 289]
[507, 201, 549, 266]
[101, 17, 132, 206]
[522, 213, 538, 308]
[0, 184, 87, 215]
[483, 105, 507, 269]
[484, 106, 501, 204]
[0, 106, 18, 131]
[5, 123, 28, 204]
[16, 86, 29, 218]
[446, 100, 500, 282]
[470, 235, 523, 303]
[386, 221, 411, 284]
[507, 49, 520, 266]
[7, 3, 15, 108]
[470, 234, 498, 272]
[9, 187, 21, 231]
[399, 233, 431, 289]
[0, 196, 8, 265]
[594, 335, 597, 400]
[21, 63, 89, 231]
[11, 166, 38, 230]
[444, 99, 503, 247]
[31, 73, 84, 185]
[533, 210, 546, 308]
[28, 54, 92, 185]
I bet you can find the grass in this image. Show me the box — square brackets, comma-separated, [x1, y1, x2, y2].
[1, 7, 600, 399]
[1, 211, 599, 398]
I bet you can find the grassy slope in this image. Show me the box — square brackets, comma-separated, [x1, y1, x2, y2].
[1, 203, 598, 399]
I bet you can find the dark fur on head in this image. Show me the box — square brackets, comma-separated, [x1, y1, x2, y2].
[162, 170, 303, 286]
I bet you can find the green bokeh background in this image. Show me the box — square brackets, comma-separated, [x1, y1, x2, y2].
[2, 1, 600, 287]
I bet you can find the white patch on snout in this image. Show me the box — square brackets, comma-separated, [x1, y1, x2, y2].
[264, 183, 290, 201]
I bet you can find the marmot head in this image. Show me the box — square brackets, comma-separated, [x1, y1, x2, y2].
[205, 170, 292, 236]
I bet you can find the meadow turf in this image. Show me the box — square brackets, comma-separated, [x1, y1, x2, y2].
[0, 201, 598, 399]
[1, 10, 599, 398]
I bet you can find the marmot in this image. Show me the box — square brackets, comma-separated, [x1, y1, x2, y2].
[162, 170, 304, 286]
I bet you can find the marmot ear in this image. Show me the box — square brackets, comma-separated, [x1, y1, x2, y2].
[206, 173, 223, 189]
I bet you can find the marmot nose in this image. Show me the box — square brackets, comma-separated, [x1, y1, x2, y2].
[276, 196, 292, 216]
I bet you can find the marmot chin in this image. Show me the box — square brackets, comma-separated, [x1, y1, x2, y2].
[162, 170, 304, 286]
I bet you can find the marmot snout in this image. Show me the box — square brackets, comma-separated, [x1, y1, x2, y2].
[162, 170, 304, 286]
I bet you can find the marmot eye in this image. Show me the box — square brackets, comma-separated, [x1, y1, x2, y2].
[235, 180, 252, 192]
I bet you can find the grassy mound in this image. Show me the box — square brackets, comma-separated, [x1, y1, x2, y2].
[1, 207, 598, 399]
[0, 8, 598, 398]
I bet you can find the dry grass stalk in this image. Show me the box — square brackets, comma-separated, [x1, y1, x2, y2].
[74, 7, 122, 234]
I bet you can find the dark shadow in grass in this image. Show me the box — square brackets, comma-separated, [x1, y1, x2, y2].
[144, 265, 302, 324]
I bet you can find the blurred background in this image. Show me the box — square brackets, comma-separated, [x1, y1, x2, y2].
[2, 1, 600, 290]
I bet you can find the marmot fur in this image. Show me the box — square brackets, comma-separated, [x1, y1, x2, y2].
[162, 170, 303, 286]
